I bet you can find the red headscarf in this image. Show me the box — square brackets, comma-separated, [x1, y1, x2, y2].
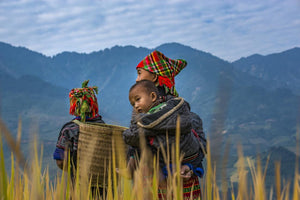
[136, 50, 187, 96]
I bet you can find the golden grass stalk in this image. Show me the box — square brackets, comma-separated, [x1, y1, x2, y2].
[0, 133, 8, 200]
[203, 136, 213, 200]
[0, 118, 26, 172]
[292, 124, 300, 200]
[236, 145, 250, 200]
[247, 155, 267, 200]
[275, 162, 281, 200]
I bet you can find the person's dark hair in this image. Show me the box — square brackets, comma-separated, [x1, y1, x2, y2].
[129, 80, 159, 96]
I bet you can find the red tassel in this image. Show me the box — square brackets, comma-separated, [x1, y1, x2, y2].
[158, 76, 174, 89]
[69, 103, 76, 115]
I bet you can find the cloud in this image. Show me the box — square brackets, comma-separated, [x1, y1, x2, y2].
[0, 0, 299, 61]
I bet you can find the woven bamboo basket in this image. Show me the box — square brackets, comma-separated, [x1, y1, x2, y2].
[74, 120, 128, 188]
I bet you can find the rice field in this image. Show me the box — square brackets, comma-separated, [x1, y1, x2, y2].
[0, 117, 299, 200]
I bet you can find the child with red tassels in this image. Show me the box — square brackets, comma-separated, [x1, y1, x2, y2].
[53, 80, 105, 196]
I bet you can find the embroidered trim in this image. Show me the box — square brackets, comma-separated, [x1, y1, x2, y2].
[137, 97, 185, 129]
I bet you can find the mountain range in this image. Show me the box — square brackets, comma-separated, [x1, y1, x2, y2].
[233, 47, 300, 94]
[0, 41, 299, 183]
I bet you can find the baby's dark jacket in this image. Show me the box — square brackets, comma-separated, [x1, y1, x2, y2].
[123, 97, 203, 174]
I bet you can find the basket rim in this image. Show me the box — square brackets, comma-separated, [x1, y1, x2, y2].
[72, 119, 128, 130]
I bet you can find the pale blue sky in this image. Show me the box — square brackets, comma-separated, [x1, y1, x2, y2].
[0, 0, 299, 61]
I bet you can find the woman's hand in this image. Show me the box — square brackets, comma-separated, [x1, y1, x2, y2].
[180, 165, 193, 180]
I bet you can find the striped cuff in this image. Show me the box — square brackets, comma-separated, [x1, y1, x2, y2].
[183, 163, 204, 177]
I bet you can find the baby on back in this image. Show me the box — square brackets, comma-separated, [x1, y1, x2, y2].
[123, 80, 204, 178]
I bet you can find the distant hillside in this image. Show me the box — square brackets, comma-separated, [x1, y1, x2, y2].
[0, 72, 69, 138]
[232, 47, 300, 94]
[261, 146, 299, 182]
[257, 146, 299, 197]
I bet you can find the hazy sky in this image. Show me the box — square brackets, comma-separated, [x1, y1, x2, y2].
[0, 0, 299, 61]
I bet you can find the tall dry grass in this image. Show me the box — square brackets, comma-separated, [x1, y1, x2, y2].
[0, 116, 299, 200]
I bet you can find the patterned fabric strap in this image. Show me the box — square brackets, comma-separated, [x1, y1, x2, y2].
[148, 102, 167, 114]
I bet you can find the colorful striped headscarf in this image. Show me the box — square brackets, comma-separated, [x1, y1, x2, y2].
[69, 80, 99, 122]
[136, 50, 187, 96]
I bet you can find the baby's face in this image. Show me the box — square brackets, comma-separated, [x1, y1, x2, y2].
[129, 86, 156, 113]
